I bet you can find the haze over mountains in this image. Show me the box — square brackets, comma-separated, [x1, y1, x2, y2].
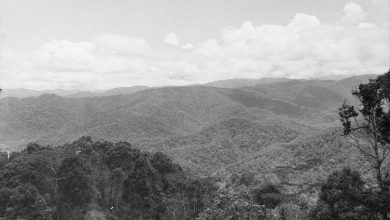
[1, 86, 149, 99]
[0, 74, 377, 180]
[0, 74, 375, 98]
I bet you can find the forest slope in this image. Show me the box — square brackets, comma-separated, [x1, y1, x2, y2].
[0, 76, 374, 180]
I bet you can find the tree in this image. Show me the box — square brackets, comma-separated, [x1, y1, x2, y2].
[0, 153, 9, 170]
[25, 143, 49, 154]
[0, 187, 12, 217]
[150, 151, 181, 175]
[339, 70, 390, 189]
[6, 184, 51, 220]
[57, 156, 94, 218]
[34, 149, 68, 220]
[110, 167, 126, 212]
[310, 168, 377, 220]
[104, 141, 141, 171]
[197, 185, 265, 220]
[339, 69, 390, 219]
[0, 155, 49, 192]
[122, 156, 165, 219]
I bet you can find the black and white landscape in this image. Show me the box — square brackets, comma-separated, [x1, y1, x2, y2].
[0, 0, 389, 219]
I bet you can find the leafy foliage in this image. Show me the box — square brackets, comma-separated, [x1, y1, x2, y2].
[310, 167, 390, 220]
[0, 137, 224, 219]
[310, 168, 368, 219]
[57, 156, 94, 209]
[197, 185, 266, 220]
[6, 184, 51, 220]
[338, 69, 390, 218]
[1, 74, 387, 219]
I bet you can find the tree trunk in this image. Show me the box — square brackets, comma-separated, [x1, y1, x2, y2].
[374, 160, 389, 220]
[375, 160, 384, 190]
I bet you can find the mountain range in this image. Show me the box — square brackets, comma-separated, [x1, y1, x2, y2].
[0, 86, 149, 99]
[0, 74, 377, 183]
[0, 74, 375, 98]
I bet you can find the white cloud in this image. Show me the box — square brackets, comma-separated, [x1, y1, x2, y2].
[1, 2, 388, 90]
[202, 3, 387, 79]
[164, 32, 180, 46]
[341, 2, 366, 25]
[94, 34, 150, 55]
[287, 13, 321, 30]
[35, 40, 95, 72]
[182, 43, 194, 50]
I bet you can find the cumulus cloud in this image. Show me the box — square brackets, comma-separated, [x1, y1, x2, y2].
[341, 2, 367, 25]
[94, 34, 150, 55]
[164, 32, 180, 46]
[35, 40, 95, 72]
[287, 13, 321, 30]
[1, 2, 388, 90]
[182, 43, 194, 50]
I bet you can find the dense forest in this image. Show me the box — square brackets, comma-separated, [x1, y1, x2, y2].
[0, 136, 281, 219]
[0, 137, 388, 220]
[0, 70, 389, 220]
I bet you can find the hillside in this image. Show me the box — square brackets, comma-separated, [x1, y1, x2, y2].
[0, 86, 149, 99]
[205, 77, 291, 88]
[0, 86, 310, 148]
[66, 86, 149, 98]
[0, 76, 374, 179]
[1, 75, 375, 99]
[0, 88, 97, 98]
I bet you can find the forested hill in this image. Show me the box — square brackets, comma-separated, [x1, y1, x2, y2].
[0, 74, 385, 219]
[0, 75, 373, 149]
[0, 135, 377, 219]
[0, 137, 215, 219]
[0, 76, 374, 176]
[1, 74, 374, 98]
[1, 136, 334, 219]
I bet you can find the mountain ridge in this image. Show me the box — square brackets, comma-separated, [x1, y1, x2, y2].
[0, 75, 374, 179]
[0, 74, 375, 98]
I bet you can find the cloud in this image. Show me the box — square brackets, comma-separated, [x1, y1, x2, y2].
[94, 34, 150, 55]
[1, 2, 388, 90]
[35, 40, 95, 72]
[202, 3, 387, 79]
[287, 13, 321, 30]
[164, 32, 180, 46]
[341, 2, 366, 25]
[182, 43, 194, 50]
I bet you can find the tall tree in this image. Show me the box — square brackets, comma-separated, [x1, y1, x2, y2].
[122, 156, 165, 219]
[57, 156, 94, 219]
[339, 69, 390, 219]
[310, 168, 374, 220]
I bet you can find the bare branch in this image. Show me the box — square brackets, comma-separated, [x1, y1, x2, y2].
[345, 136, 376, 159]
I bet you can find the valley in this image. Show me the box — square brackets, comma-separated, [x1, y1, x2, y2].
[0, 75, 375, 179]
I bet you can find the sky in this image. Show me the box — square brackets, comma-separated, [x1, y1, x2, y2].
[0, 0, 389, 90]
